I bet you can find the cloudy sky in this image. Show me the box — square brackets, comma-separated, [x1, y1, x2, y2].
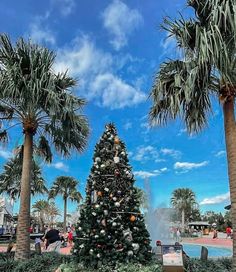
[0, 0, 230, 214]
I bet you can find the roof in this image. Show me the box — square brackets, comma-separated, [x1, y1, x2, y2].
[188, 221, 210, 226]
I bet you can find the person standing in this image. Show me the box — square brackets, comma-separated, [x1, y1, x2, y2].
[44, 227, 61, 252]
[176, 228, 181, 242]
[213, 229, 218, 239]
[226, 226, 232, 238]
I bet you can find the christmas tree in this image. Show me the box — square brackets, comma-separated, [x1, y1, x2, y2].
[74, 123, 152, 267]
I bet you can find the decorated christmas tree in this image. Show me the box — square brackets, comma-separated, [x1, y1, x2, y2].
[74, 123, 152, 267]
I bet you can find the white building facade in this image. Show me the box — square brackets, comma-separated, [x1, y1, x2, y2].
[0, 194, 14, 233]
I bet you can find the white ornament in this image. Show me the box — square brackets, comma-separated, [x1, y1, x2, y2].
[100, 230, 105, 235]
[95, 204, 100, 209]
[92, 212, 97, 216]
[104, 187, 109, 192]
[132, 243, 140, 252]
[97, 253, 101, 258]
[114, 156, 120, 163]
[104, 210, 108, 216]
[95, 235, 99, 239]
[78, 227, 82, 231]
[89, 249, 94, 255]
[112, 222, 117, 227]
[101, 164, 106, 169]
[128, 250, 134, 256]
[79, 244, 84, 248]
[115, 202, 120, 207]
[113, 197, 117, 201]
[95, 157, 101, 163]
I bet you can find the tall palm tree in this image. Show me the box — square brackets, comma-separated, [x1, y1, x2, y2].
[49, 176, 82, 232]
[0, 34, 89, 260]
[32, 200, 49, 231]
[149, 0, 236, 268]
[0, 155, 48, 200]
[171, 188, 197, 230]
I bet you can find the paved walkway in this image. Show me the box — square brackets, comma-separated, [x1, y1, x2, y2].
[0, 233, 233, 254]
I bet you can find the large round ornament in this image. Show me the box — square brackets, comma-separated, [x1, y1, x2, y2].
[114, 169, 120, 176]
[104, 210, 108, 216]
[114, 156, 120, 163]
[112, 222, 117, 227]
[97, 191, 103, 197]
[100, 230, 106, 235]
[113, 197, 117, 201]
[114, 136, 120, 144]
[89, 249, 94, 255]
[127, 250, 134, 256]
[130, 215, 136, 222]
[95, 157, 101, 163]
[115, 202, 120, 207]
[132, 243, 140, 252]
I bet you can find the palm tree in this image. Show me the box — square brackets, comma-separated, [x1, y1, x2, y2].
[0, 34, 89, 260]
[32, 200, 49, 231]
[0, 155, 48, 200]
[171, 188, 197, 230]
[149, 0, 236, 267]
[49, 176, 82, 232]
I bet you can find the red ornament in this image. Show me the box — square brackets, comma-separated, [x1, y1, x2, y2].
[114, 169, 120, 176]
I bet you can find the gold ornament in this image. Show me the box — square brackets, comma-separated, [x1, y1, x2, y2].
[114, 136, 120, 144]
[97, 191, 103, 197]
[130, 215, 136, 222]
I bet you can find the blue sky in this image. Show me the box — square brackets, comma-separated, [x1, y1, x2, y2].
[0, 0, 230, 216]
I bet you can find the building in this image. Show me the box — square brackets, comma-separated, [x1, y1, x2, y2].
[0, 194, 14, 233]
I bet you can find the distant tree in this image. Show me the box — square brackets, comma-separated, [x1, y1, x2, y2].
[171, 188, 197, 229]
[0, 34, 89, 260]
[49, 176, 82, 232]
[0, 155, 48, 200]
[32, 200, 49, 231]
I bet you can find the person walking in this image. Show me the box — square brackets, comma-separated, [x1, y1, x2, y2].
[226, 226, 232, 239]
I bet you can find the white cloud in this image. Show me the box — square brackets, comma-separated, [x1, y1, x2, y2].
[134, 168, 167, 179]
[123, 121, 132, 130]
[174, 161, 209, 172]
[89, 73, 146, 109]
[55, 35, 146, 109]
[102, 0, 143, 50]
[160, 148, 181, 159]
[49, 162, 69, 172]
[215, 150, 226, 158]
[132, 145, 159, 162]
[200, 192, 230, 205]
[51, 0, 75, 16]
[177, 128, 187, 136]
[0, 147, 12, 160]
[28, 14, 56, 45]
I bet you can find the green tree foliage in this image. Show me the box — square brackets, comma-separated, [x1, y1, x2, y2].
[49, 176, 82, 232]
[74, 124, 152, 268]
[0, 154, 47, 200]
[149, 1, 236, 268]
[171, 188, 197, 228]
[0, 34, 89, 259]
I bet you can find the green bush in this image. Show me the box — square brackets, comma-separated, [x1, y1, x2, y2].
[13, 253, 74, 272]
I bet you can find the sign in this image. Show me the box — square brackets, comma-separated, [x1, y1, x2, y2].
[162, 245, 183, 266]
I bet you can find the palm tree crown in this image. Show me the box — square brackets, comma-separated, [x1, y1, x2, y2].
[0, 34, 89, 260]
[0, 155, 47, 200]
[49, 176, 82, 231]
[149, 0, 236, 133]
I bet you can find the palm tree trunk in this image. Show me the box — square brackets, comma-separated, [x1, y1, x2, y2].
[223, 97, 236, 271]
[181, 209, 185, 231]
[15, 133, 33, 260]
[63, 197, 67, 232]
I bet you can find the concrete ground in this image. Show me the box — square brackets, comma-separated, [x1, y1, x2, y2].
[0, 232, 233, 255]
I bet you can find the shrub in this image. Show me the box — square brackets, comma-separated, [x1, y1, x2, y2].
[13, 253, 74, 272]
